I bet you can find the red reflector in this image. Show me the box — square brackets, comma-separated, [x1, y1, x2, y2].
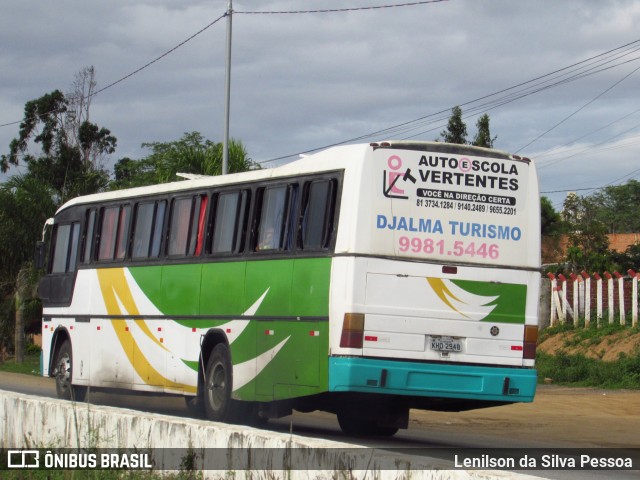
[69, 326, 73, 330]
[192, 328, 196, 332]
[226, 328, 231, 333]
[442, 266, 458, 274]
[125, 327, 129, 332]
[157, 327, 162, 332]
[511, 345, 523, 351]
[364, 335, 378, 342]
[97, 326, 101, 331]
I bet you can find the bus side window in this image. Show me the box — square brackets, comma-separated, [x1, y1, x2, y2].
[115, 205, 131, 260]
[210, 191, 246, 254]
[150, 200, 166, 258]
[132, 202, 155, 259]
[81, 209, 96, 264]
[255, 186, 288, 251]
[131, 201, 167, 260]
[167, 195, 207, 257]
[50, 222, 80, 274]
[97, 205, 131, 262]
[300, 179, 336, 250]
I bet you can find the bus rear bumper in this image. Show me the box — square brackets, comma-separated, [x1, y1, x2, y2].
[328, 357, 536, 403]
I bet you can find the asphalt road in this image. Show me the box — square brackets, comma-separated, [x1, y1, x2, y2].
[1, 371, 638, 479]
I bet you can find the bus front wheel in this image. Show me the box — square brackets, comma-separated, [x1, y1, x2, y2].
[53, 339, 87, 402]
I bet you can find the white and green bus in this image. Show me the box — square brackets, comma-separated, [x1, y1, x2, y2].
[39, 141, 540, 436]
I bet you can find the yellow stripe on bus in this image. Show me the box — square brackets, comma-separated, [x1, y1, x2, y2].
[97, 268, 196, 393]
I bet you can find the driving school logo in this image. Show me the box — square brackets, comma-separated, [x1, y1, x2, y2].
[382, 155, 416, 199]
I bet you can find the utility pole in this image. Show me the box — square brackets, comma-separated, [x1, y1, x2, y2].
[222, 0, 233, 175]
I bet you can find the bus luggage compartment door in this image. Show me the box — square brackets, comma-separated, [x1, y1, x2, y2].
[362, 268, 530, 367]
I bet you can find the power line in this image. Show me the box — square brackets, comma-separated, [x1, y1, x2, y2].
[0, 13, 227, 129]
[235, 0, 448, 15]
[535, 106, 640, 161]
[515, 62, 640, 154]
[259, 38, 640, 164]
[92, 14, 227, 99]
[1, 1, 448, 131]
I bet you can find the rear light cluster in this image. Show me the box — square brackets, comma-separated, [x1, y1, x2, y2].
[340, 313, 364, 348]
[523, 325, 538, 360]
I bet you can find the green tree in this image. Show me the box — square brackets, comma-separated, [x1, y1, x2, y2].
[1, 66, 113, 203]
[440, 106, 468, 144]
[590, 180, 640, 234]
[472, 113, 497, 148]
[562, 193, 612, 272]
[0, 176, 57, 358]
[111, 132, 259, 189]
[0, 67, 115, 360]
[541, 196, 563, 236]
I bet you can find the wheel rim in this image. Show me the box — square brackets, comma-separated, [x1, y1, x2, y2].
[207, 361, 227, 410]
[56, 353, 71, 391]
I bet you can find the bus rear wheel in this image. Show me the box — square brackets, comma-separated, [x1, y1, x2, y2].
[203, 343, 235, 422]
[53, 339, 87, 402]
[203, 343, 266, 425]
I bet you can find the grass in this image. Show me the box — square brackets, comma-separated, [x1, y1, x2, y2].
[536, 324, 640, 389]
[536, 351, 640, 389]
[0, 351, 41, 375]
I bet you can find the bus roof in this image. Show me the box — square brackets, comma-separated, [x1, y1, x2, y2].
[55, 141, 529, 214]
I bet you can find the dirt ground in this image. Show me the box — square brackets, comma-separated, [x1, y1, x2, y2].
[409, 385, 640, 447]
[537, 330, 640, 361]
[408, 330, 640, 448]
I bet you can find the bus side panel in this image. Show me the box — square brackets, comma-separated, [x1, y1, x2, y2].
[132, 258, 331, 402]
[242, 257, 331, 401]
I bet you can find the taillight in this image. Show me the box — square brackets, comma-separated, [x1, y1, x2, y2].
[339, 313, 364, 348]
[523, 325, 538, 360]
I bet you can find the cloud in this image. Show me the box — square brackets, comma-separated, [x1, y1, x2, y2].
[2, 0, 640, 203]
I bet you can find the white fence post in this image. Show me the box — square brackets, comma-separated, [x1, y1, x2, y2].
[630, 269, 639, 328]
[582, 271, 591, 328]
[594, 273, 603, 327]
[614, 271, 625, 325]
[605, 272, 614, 325]
[547, 273, 558, 326]
[558, 274, 568, 323]
[571, 273, 579, 326]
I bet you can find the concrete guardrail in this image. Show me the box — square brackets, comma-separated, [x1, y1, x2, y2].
[0, 389, 541, 479]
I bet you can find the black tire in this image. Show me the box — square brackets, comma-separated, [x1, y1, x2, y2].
[202, 343, 265, 425]
[203, 343, 234, 422]
[53, 339, 87, 402]
[337, 411, 399, 437]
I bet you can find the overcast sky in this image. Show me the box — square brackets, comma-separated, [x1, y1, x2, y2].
[2, 0, 640, 210]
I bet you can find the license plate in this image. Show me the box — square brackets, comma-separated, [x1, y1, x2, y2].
[430, 336, 463, 352]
